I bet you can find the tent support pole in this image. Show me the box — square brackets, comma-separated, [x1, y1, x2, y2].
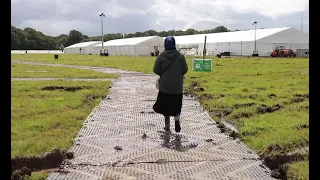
[241, 42, 242, 56]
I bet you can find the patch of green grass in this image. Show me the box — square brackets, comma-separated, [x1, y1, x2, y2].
[11, 54, 309, 178]
[185, 57, 308, 178]
[240, 101, 308, 154]
[287, 160, 309, 180]
[11, 80, 111, 158]
[11, 54, 155, 73]
[25, 171, 48, 180]
[11, 63, 118, 79]
[185, 58, 308, 148]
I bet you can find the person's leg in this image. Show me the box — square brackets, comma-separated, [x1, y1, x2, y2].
[174, 113, 181, 133]
[174, 113, 180, 121]
[164, 116, 170, 131]
[174, 93, 183, 133]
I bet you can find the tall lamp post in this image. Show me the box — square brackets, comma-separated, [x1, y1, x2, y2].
[252, 21, 258, 56]
[99, 12, 105, 51]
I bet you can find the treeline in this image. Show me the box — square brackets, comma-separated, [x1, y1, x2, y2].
[11, 25, 234, 50]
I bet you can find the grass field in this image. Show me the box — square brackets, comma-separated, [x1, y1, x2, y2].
[11, 80, 112, 157]
[11, 54, 155, 73]
[11, 54, 309, 179]
[11, 80, 112, 179]
[11, 62, 118, 79]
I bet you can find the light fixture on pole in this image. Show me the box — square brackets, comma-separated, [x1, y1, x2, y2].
[252, 21, 258, 56]
[99, 12, 105, 50]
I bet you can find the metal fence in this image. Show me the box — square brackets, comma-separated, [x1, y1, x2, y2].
[296, 49, 309, 57]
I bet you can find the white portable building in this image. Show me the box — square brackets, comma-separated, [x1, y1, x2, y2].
[64, 41, 101, 54]
[167, 27, 309, 56]
[94, 36, 165, 56]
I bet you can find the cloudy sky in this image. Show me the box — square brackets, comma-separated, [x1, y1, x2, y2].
[11, 0, 309, 36]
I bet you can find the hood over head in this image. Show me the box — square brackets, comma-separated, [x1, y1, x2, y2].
[164, 36, 176, 51]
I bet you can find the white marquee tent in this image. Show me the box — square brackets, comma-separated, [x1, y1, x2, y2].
[64, 41, 101, 54]
[166, 27, 309, 56]
[94, 36, 165, 56]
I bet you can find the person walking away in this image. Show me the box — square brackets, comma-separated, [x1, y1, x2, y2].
[153, 36, 188, 133]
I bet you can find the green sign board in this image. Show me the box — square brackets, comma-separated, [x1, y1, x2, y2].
[192, 59, 212, 72]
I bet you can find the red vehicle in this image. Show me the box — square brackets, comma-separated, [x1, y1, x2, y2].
[271, 46, 296, 57]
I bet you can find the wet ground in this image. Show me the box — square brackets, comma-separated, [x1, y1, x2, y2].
[12, 60, 276, 180]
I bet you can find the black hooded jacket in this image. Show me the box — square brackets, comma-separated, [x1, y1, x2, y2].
[153, 50, 188, 94]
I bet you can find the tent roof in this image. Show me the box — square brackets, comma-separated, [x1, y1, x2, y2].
[65, 41, 101, 48]
[96, 36, 159, 46]
[165, 27, 292, 44]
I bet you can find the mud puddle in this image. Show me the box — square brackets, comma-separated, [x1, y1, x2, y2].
[157, 131, 198, 151]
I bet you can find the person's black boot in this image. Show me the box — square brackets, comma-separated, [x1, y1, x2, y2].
[164, 116, 170, 132]
[174, 114, 181, 133]
[175, 121, 181, 133]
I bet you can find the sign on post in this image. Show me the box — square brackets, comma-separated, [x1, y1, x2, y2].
[192, 35, 212, 72]
[192, 59, 212, 72]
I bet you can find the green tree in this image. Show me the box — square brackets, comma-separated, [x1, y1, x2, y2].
[66, 30, 84, 47]
[14, 27, 29, 49]
[134, 32, 142, 37]
[56, 34, 69, 47]
[185, 29, 197, 35]
[58, 44, 64, 50]
[11, 27, 21, 49]
[175, 30, 185, 36]
[126, 33, 135, 38]
[158, 31, 169, 37]
[167, 30, 176, 36]
[24, 28, 48, 50]
[10, 25, 231, 50]
[144, 30, 158, 36]
[45, 36, 57, 49]
[212, 26, 229, 33]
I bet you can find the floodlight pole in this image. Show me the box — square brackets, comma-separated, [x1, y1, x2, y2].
[252, 21, 258, 55]
[253, 21, 257, 52]
[99, 13, 105, 50]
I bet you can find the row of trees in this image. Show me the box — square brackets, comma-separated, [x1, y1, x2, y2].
[11, 25, 233, 50]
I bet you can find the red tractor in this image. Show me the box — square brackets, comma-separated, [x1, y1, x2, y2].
[271, 46, 296, 57]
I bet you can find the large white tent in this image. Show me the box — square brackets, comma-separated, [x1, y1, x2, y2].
[94, 36, 165, 56]
[64, 41, 101, 54]
[167, 27, 309, 56]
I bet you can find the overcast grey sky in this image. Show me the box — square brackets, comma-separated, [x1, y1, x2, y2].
[11, 0, 309, 36]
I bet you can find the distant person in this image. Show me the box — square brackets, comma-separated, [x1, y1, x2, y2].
[153, 36, 188, 133]
[155, 50, 160, 56]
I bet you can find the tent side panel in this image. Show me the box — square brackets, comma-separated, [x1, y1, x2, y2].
[136, 37, 165, 47]
[135, 46, 151, 56]
[258, 28, 309, 44]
